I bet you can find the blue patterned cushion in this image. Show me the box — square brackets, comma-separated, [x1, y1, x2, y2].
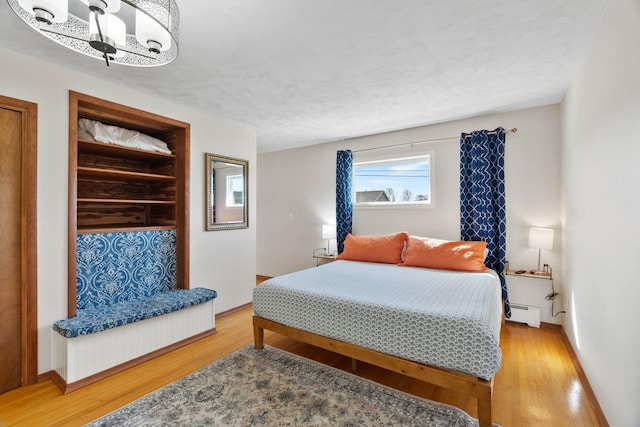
[53, 288, 217, 338]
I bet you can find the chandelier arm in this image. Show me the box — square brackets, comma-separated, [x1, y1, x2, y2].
[115, 44, 158, 59]
[92, 12, 110, 66]
[37, 21, 90, 42]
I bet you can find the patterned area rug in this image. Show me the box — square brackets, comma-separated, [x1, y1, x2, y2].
[86, 345, 493, 426]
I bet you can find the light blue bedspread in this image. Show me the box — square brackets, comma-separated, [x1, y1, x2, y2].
[253, 260, 502, 380]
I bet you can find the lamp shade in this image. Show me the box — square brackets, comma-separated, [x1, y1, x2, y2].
[528, 228, 554, 250]
[322, 224, 337, 240]
[18, 0, 68, 23]
[135, 3, 172, 52]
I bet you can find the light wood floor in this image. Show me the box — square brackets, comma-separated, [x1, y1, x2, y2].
[0, 306, 603, 426]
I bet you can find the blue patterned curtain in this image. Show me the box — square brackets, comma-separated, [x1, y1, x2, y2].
[460, 128, 510, 318]
[336, 150, 353, 254]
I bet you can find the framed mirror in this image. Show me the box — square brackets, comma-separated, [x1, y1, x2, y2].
[205, 153, 249, 230]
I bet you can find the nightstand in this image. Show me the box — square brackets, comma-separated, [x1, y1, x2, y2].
[313, 248, 336, 266]
[505, 265, 564, 326]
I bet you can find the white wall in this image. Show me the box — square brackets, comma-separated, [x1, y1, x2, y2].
[562, 0, 640, 425]
[0, 47, 257, 375]
[257, 104, 563, 323]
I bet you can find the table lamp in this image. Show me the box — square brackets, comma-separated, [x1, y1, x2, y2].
[528, 227, 554, 275]
[322, 224, 336, 255]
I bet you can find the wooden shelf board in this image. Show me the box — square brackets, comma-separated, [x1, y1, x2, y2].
[77, 224, 177, 234]
[78, 198, 175, 205]
[313, 254, 337, 260]
[506, 269, 552, 280]
[77, 166, 175, 182]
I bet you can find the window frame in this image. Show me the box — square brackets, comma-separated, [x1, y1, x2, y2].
[352, 150, 434, 209]
[225, 173, 244, 207]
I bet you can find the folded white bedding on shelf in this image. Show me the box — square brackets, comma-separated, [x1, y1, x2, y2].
[78, 118, 172, 154]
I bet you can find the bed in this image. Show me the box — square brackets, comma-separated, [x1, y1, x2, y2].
[253, 234, 503, 427]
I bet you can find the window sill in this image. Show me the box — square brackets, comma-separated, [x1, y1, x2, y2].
[354, 202, 434, 210]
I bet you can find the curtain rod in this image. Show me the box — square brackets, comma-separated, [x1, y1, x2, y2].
[353, 127, 517, 154]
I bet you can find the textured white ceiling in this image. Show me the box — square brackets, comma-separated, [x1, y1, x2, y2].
[0, 1, 609, 152]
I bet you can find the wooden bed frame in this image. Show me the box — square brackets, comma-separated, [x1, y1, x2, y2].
[253, 315, 494, 427]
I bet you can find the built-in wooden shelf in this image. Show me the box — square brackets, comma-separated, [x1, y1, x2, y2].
[69, 90, 191, 317]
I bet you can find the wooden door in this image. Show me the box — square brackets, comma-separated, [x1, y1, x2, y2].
[0, 107, 23, 393]
[0, 96, 37, 393]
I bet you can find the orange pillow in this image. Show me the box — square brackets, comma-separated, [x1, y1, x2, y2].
[401, 236, 488, 272]
[337, 232, 408, 264]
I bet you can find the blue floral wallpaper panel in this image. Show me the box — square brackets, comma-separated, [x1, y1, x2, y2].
[76, 230, 177, 310]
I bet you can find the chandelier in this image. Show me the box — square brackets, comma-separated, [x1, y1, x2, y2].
[7, 0, 179, 67]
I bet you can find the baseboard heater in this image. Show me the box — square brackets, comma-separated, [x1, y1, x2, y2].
[508, 303, 541, 328]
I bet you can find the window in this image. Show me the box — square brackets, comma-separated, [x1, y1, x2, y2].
[226, 174, 244, 207]
[353, 154, 431, 205]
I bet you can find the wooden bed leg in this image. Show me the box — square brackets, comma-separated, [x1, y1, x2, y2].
[477, 393, 492, 427]
[351, 358, 357, 372]
[253, 319, 264, 350]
